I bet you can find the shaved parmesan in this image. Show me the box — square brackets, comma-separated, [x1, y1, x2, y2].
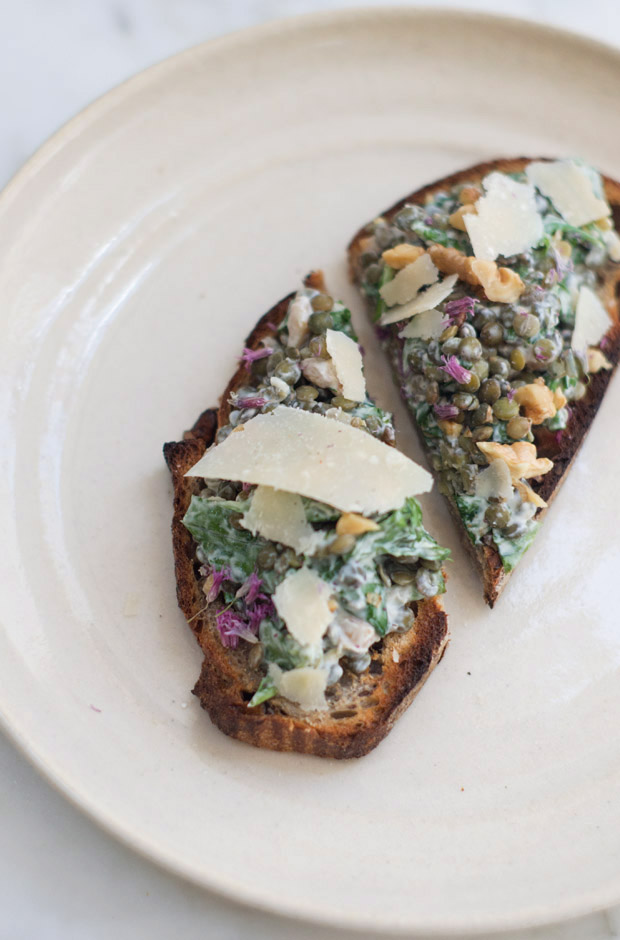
[241, 486, 320, 554]
[268, 663, 327, 710]
[286, 293, 313, 348]
[603, 229, 620, 262]
[325, 329, 366, 402]
[572, 285, 611, 352]
[273, 567, 333, 647]
[526, 160, 611, 227]
[382, 275, 458, 326]
[475, 459, 513, 502]
[379, 253, 438, 307]
[399, 308, 445, 340]
[185, 406, 432, 513]
[464, 172, 543, 261]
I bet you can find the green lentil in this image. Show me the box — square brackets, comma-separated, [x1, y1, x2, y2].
[480, 321, 504, 346]
[295, 385, 319, 402]
[510, 347, 526, 371]
[513, 313, 541, 338]
[485, 503, 511, 527]
[459, 337, 483, 361]
[331, 396, 357, 411]
[311, 293, 334, 312]
[309, 310, 334, 334]
[493, 397, 520, 420]
[480, 378, 502, 404]
[506, 415, 532, 439]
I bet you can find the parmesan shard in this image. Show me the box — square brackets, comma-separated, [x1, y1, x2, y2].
[475, 459, 513, 502]
[241, 486, 320, 554]
[572, 285, 611, 353]
[379, 253, 438, 307]
[273, 567, 333, 647]
[286, 293, 313, 348]
[381, 275, 458, 326]
[464, 172, 543, 261]
[399, 307, 445, 340]
[325, 329, 366, 402]
[603, 229, 620, 262]
[185, 406, 432, 513]
[268, 663, 327, 710]
[526, 160, 611, 227]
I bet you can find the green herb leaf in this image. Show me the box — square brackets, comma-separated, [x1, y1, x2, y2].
[247, 676, 278, 708]
[492, 524, 540, 573]
[183, 495, 259, 582]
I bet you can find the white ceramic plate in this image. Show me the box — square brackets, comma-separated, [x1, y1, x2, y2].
[2, 9, 620, 936]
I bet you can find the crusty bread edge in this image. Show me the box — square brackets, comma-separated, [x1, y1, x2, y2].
[348, 157, 620, 606]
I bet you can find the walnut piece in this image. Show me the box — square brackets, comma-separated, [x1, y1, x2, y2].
[470, 259, 524, 303]
[428, 244, 524, 303]
[477, 440, 553, 482]
[381, 243, 425, 269]
[336, 512, 380, 536]
[513, 378, 560, 424]
[428, 244, 479, 286]
[459, 185, 482, 205]
[448, 204, 477, 232]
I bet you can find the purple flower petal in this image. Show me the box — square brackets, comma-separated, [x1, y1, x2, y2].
[507, 388, 516, 401]
[234, 395, 268, 409]
[238, 346, 271, 366]
[236, 571, 263, 606]
[433, 402, 460, 419]
[205, 565, 232, 603]
[443, 296, 475, 325]
[439, 355, 472, 384]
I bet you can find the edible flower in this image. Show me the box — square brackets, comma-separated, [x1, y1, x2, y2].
[433, 402, 460, 419]
[439, 355, 472, 384]
[239, 347, 271, 365]
[235, 395, 268, 409]
[235, 572, 263, 606]
[203, 565, 232, 603]
[216, 610, 256, 648]
[443, 296, 475, 325]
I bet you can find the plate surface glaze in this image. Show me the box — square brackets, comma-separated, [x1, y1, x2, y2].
[2, 10, 620, 935]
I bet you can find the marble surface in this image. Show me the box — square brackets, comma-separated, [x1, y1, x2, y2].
[3, 2, 620, 938]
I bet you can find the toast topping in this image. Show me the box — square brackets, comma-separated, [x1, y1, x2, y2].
[181, 286, 450, 709]
[356, 159, 619, 573]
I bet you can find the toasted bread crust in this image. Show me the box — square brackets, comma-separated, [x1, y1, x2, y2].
[164, 272, 449, 758]
[348, 158, 620, 606]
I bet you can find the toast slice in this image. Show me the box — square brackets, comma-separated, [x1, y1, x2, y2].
[164, 273, 449, 759]
[349, 158, 620, 605]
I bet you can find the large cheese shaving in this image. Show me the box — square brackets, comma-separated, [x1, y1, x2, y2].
[381, 274, 458, 326]
[268, 663, 327, 710]
[273, 567, 333, 647]
[399, 307, 445, 340]
[185, 406, 432, 513]
[464, 172, 543, 261]
[325, 329, 366, 402]
[379, 253, 438, 307]
[526, 160, 611, 227]
[572, 285, 611, 352]
[241, 486, 320, 554]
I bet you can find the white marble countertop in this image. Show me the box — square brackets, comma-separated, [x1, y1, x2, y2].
[3, 2, 620, 938]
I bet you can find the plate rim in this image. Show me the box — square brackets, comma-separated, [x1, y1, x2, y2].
[3, 6, 620, 935]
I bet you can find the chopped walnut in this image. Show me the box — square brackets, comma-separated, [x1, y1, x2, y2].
[459, 185, 482, 205]
[513, 378, 558, 424]
[428, 244, 479, 286]
[515, 480, 548, 509]
[437, 419, 463, 438]
[477, 440, 554, 484]
[427, 244, 524, 303]
[448, 204, 477, 232]
[470, 259, 524, 303]
[336, 512, 380, 536]
[381, 243, 425, 269]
